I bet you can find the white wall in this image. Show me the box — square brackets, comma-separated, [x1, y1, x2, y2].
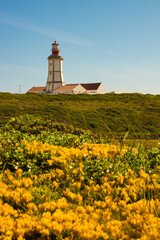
[54, 90, 73, 94]
[85, 90, 97, 94]
[97, 83, 106, 94]
[54, 72, 61, 82]
[54, 60, 60, 71]
[73, 84, 86, 93]
[46, 57, 64, 92]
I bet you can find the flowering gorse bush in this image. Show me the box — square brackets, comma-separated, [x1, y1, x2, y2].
[0, 165, 160, 239]
[0, 116, 160, 239]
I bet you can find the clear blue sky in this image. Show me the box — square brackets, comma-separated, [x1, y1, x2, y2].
[0, 0, 160, 94]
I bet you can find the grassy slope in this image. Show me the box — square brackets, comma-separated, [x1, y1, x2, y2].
[0, 92, 160, 139]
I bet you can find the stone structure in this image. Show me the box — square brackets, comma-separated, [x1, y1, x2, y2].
[46, 41, 65, 93]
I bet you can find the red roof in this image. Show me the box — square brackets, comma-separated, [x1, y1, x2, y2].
[81, 82, 101, 90]
[52, 41, 59, 45]
[27, 87, 46, 93]
[55, 84, 79, 91]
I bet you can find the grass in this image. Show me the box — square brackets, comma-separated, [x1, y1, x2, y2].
[0, 92, 160, 140]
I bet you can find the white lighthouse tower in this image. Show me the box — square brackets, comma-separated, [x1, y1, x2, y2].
[46, 41, 65, 93]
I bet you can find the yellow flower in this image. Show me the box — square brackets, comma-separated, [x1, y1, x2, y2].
[47, 160, 53, 166]
[27, 203, 38, 212]
[52, 181, 59, 188]
[117, 174, 124, 185]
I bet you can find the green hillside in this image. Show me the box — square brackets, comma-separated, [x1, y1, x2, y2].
[0, 93, 160, 239]
[0, 92, 160, 139]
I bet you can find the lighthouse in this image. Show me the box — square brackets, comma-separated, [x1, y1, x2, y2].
[46, 41, 65, 93]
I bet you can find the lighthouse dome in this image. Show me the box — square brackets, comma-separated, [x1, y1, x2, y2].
[52, 41, 59, 56]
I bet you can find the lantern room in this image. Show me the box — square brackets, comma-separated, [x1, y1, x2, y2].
[52, 41, 59, 56]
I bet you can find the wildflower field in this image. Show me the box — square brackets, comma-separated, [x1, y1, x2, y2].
[0, 115, 160, 240]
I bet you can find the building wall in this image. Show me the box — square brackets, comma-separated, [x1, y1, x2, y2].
[54, 72, 61, 82]
[27, 90, 45, 94]
[111, 91, 126, 94]
[46, 56, 64, 93]
[54, 90, 73, 94]
[53, 82, 62, 90]
[85, 90, 97, 94]
[82, 83, 106, 94]
[54, 84, 86, 94]
[54, 83, 107, 94]
[73, 85, 86, 94]
[54, 60, 60, 71]
[96, 83, 106, 94]
[60, 61, 64, 84]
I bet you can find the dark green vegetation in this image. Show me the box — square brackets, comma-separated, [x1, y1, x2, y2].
[0, 115, 160, 178]
[0, 92, 160, 140]
[0, 115, 98, 176]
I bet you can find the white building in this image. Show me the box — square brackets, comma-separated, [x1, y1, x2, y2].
[111, 91, 126, 94]
[81, 83, 106, 94]
[54, 82, 106, 94]
[27, 42, 107, 94]
[54, 84, 85, 94]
